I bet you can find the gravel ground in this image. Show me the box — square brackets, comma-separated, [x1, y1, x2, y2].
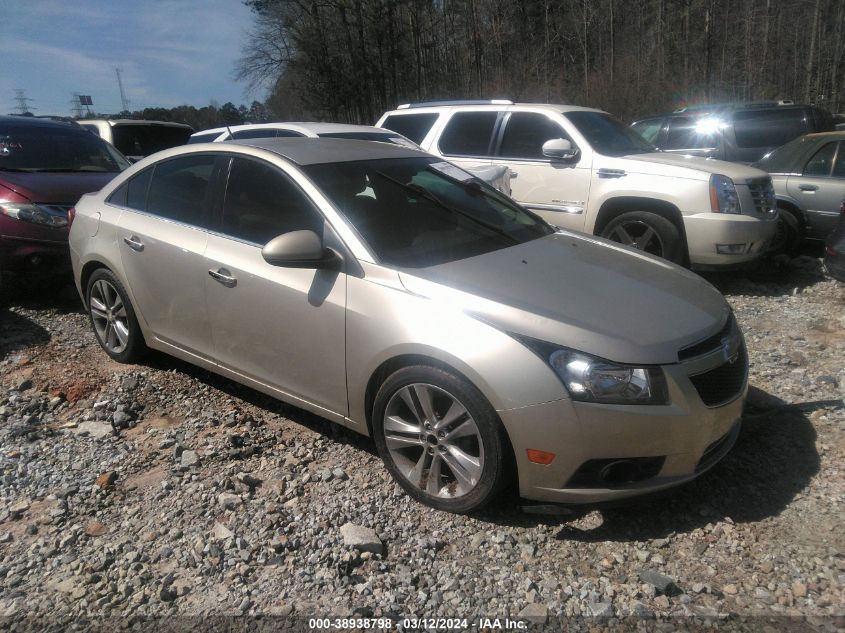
[0, 252, 843, 631]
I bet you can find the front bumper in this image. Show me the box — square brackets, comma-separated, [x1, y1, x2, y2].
[683, 212, 777, 268]
[499, 361, 746, 505]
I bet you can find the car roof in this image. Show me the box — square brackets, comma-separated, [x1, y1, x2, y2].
[0, 115, 86, 130]
[80, 119, 193, 129]
[191, 122, 399, 138]
[384, 103, 604, 115]
[227, 137, 426, 165]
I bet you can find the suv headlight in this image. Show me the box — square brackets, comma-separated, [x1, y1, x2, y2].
[513, 335, 669, 405]
[0, 203, 68, 227]
[710, 174, 741, 214]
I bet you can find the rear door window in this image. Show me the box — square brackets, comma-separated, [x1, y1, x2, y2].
[126, 168, 153, 210]
[380, 113, 439, 144]
[498, 112, 571, 159]
[438, 111, 499, 157]
[146, 155, 216, 227]
[733, 108, 809, 148]
[219, 157, 322, 245]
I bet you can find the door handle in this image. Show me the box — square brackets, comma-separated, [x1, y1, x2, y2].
[123, 236, 144, 252]
[208, 267, 237, 288]
[798, 184, 818, 192]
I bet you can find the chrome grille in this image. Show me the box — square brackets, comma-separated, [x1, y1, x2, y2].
[746, 177, 776, 216]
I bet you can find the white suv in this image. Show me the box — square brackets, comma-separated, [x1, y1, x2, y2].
[377, 100, 778, 267]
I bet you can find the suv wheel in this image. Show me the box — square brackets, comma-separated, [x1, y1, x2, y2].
[372, 365, 508, 513]
[86, 269, 146, 363]
[767, 207, 803, 256]
[600, 211, 683, 263]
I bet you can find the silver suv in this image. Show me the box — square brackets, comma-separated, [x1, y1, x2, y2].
[377, 100, 778, 268]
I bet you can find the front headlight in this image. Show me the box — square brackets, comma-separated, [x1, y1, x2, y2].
[0, 203, 68, 227]
[513, 335, 669, 405]
[710, 174, 741, 214]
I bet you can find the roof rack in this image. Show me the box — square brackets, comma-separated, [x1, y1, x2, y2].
[673, 100, 797, 113]
[396, 99, 513, 110]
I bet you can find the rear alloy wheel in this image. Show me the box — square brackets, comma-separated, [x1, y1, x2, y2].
[372, 366, 507, 513]
[600, 211, 683, 264]
[86, 269, 145, 363]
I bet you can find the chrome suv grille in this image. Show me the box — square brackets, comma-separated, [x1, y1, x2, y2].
[746, 177, 776, 216]
[688, 342, 748, 407]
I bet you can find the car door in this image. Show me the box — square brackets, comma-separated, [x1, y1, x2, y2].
[117, 154, 224, 357]
[787, 140, 845, 239]
[493, 111, 592, 232]
[204, 155, 347, 416]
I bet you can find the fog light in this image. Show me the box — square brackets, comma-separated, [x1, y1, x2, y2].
[716, 243, 746, 254]
[526, 449, 555, 465]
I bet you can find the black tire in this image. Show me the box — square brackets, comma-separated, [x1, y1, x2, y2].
[767, 207, 804, 256]
[372, 365, 508, 513]
[85, 268, 146, 363]
[600, 211, 684, 264]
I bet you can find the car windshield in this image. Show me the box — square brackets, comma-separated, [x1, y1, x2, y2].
[304, 157, 553, 268]
[565, 111, 656, 156]
[111, 125, 193, 158]
[0, 125, 130, 172]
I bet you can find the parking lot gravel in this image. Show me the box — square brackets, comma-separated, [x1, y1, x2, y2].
[0, 252, 843, 630]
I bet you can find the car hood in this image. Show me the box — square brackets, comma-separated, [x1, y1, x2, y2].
[0, 171, 117, 204]
[606, 152, 770, 183]
[398, 232, 729, 365]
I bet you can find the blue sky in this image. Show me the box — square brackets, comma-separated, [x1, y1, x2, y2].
[2, 0, 256, 116]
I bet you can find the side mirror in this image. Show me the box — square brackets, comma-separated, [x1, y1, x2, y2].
[542, 138, 580, 161]
[261, 230, 340, 269]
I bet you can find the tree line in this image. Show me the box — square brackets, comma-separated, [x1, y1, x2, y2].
[236, 0, 844, 124]
[73, 101, 272, 132]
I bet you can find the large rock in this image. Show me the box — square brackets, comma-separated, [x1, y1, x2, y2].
[638, 569, 680, 596]
[340, 523, 383, 554]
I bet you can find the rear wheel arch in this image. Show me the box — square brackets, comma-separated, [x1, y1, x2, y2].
[80, 261, 109, 308]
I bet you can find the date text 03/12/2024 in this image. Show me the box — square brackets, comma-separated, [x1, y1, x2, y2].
[308, 617, 529, 630]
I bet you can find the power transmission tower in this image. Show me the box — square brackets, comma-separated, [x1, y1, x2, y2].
[70, 93, 84, 118]
[13, 89, 34, 114]
[115, 68, 130, 112]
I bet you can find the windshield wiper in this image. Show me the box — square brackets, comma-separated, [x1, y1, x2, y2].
[373, 171, 519, 244]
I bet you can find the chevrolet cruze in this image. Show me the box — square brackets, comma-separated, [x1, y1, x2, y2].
[68, 138, 747, 513]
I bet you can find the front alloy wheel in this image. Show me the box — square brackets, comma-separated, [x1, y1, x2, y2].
[373, 365, 508, 513]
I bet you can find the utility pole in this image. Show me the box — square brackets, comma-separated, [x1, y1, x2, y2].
[13, 89, 34, 115]
[115, 68, 130, 112]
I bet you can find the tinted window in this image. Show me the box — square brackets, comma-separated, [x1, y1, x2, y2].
[438, 112, 499, 157]
[0, 124, 129, 172]
[499, 113, 570, 159]
[631, 119, 663, 144]
[804, 142, 837, 177]
[304, 157, 552, 268]
[126, 168, 153, 210]
[221, 158, 321, 244]
[833, 142, 845, 178]
[663, 116, 720, 149]
[111, 125, 193, 158]
[231, 128, 304, 139]
[565, 111, 655, 156]
[733, 108, 809, 149]
[146, 155, 215, 226]
[107, 182, 128, 206]
[188, 131, 223, 144]
[381, 114, 439, 144]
